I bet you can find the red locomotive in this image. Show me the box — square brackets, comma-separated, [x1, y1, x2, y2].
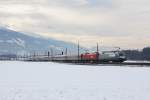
[81, 52, 99, 60]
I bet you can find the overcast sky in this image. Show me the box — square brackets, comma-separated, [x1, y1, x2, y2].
[0, 0, 150, 49]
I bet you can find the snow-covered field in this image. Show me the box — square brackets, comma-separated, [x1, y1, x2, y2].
[0, 61, 150, 100]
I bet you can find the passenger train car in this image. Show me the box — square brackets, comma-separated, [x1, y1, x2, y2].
[52, 50, 127, 63]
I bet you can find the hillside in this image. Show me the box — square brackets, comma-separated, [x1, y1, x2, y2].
[0, 27, 78, 55]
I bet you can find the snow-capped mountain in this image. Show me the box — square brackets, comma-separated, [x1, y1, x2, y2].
[0, 27, 79, 55]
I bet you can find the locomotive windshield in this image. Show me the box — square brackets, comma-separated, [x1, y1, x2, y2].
[119, 53, 124, 56]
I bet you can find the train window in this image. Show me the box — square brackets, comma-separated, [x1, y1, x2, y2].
[119, 53, 124, 56]
[104, 52, 116, 57]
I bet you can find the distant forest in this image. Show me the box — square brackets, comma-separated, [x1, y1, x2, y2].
[123, 47, 150, 61]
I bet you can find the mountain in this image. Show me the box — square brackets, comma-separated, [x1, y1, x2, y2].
[0, 27, 79, 55]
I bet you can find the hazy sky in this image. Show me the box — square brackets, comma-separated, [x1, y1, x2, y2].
[0, 0, 150, 49]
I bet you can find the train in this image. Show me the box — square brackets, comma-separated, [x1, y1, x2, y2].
[52, 50, 127, 63]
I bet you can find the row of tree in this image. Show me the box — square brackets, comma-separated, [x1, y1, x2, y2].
[123, 47, 150, 61]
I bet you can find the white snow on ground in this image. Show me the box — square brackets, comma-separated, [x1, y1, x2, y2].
[125, 60, 150, 63]
[0, 61, 150, 100]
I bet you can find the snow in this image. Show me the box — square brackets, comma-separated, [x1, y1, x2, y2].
[0, 61, 150, 100]
[2, 38, 25, 48]
[15, 38, 25, 48]
[125, 60, 150, 63]
[0, 40, 4, 43]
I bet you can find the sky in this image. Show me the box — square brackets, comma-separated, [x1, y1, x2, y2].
[0, 0, 150, 49]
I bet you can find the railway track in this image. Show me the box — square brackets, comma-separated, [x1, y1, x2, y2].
[24, 57, 150, 66]
[71, 62, 150, 66]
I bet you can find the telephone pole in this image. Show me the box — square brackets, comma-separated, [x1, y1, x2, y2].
[78, 41, 80, 61]
[97, 42, 99, 53]
[65, 48, 68, 55]
[96, 42, 99, 62]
